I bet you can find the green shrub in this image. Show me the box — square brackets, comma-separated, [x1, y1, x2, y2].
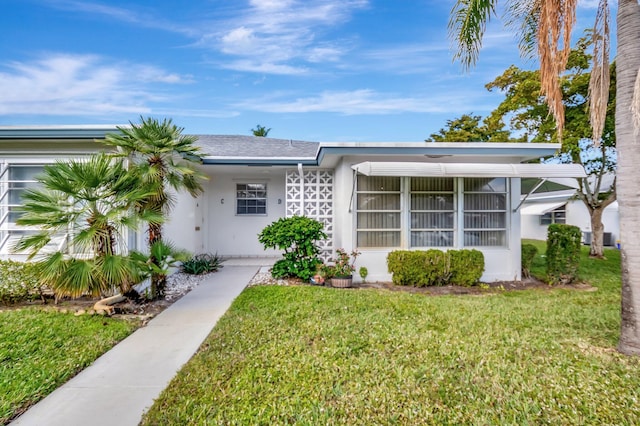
[182, 253, 223, 275]
[449, 249, 484, 286]
[521, 243, 539, 279]
[0, 260, 45, 305]
[387, 249, 484, 287]
[258, 216, 327, 281]
[546, 224, 582, 285]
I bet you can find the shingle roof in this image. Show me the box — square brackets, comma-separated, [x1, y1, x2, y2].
[193, 135, 319, 159]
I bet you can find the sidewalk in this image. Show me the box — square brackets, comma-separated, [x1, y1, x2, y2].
[12, 262, 268, 426]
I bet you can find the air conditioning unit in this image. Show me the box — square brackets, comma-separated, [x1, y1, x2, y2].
[583, 231, 613, 246]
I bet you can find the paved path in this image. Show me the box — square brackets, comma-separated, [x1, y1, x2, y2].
[12, 262, 269, 426]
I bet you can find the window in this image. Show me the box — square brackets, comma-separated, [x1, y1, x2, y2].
[0, 164, 46, 253]
[6, 165, 44, 224]
[410, 177, 454, 247]
[356, 176, 401, 247]
[236, 183, 267, 215]
[540, 205, 566, 225]
[355, 176, 509, 250]
[463, 178, 507, 247]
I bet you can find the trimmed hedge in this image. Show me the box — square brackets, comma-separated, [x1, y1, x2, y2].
[546, 224, 582, 285]
[387, 249, 484, 287]
[521, 243, 539, 279]
[0, 260, 44, 305]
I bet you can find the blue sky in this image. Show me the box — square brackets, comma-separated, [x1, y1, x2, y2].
[0, 0, 607, 141]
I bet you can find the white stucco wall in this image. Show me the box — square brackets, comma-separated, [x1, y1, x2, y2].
[330, 158, 523, 283]
[203, 169, 286, 256]
[521, 199, 620, 245]
[163, 190, 203, 254]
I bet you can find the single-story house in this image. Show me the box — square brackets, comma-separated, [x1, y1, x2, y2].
[520, 176, 619, 245]
[0, 125, 586, 282]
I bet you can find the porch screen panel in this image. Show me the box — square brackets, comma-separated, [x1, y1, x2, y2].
[463, 178, 507, 247]
[410, 177, 454, 247]
[7, 165, 44, 224]
[356, 176, 401, 247]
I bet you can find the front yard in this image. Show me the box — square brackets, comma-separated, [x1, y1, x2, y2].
[0, 309, 136, 424]
[142, 244, 640, 424]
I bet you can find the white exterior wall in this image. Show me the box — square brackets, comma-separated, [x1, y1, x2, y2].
[331, 158, 523, 283]
[521, 199, 620, 245]
[203, 170, 286, 256]
[163, 190, 202, 254]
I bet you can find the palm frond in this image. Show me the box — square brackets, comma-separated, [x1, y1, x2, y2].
[449, 0, 500, 70]
[537, 0, 578, 141]
[588, 0, 610, 146]
[504, 0, 541, 59]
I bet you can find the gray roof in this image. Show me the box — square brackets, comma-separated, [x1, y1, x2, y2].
[193, 135, 319, 160]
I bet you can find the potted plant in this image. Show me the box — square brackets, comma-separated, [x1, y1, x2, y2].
[329, 248, 360, 288]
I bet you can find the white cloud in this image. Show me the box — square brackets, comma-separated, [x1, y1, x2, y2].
[0, 54, 190, 116]
[205, 0, 368, 73]
[234, 89, 493, 115]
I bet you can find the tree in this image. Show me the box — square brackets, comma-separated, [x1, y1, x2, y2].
[251, 124, 271, 137]
[486, 38, 616, 258]
[426, 113, 523, 142]
[12, 154, 158, 298]
[449, 0, 640, 355]
[104, 117, 206, 299]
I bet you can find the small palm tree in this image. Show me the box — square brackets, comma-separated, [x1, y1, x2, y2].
[251, 124, 271, 137]
[104, 117, 206, 299]
[13, 154, 159, 298]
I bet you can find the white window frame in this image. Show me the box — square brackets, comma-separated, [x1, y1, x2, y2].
[354, 176, 510, 250]
[236, 183, 268, 216]
[540, 205, 567, 225]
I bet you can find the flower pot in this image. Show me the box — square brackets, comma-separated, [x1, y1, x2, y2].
[331, 276, 353, 288]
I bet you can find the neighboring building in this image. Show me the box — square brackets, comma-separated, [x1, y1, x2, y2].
[0, 126, 586, 282]
[520, 177, 619, 245]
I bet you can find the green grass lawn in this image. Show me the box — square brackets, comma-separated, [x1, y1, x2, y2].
[0, 309, 136, 424]
[142, 243, 640, 425]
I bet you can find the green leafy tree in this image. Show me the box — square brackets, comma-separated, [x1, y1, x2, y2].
[13, 154, 159, 298]
[486, 38, 616, 258]
[104, 117, 207, 299]
[449, 0, 640, 355]
[426, 113, 522, 142]
[251, 124, 271, 137]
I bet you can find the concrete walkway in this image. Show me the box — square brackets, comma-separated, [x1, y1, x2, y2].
[12, 261, 272, 426]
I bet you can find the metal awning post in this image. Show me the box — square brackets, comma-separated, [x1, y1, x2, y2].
[513, 178, 548, 212]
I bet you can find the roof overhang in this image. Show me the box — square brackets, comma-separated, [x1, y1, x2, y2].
[351, 162, 587, 178]
[521, 201, 567, 215]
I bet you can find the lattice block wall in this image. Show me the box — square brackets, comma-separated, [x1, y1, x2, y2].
[286, 169, 334, 260]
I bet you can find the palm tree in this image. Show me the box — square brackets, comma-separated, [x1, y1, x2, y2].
[12, 154, 158, 298]
[449, 0, 640, 355]
[251, 124, 271, 137]
[104, 117, 206, 299]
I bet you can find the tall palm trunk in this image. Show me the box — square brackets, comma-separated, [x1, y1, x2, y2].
[148, 221, 165, 299]
[617, 0, 640, 355]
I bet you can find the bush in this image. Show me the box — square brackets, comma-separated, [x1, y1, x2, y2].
[258, 216, 327, 281]
[546, 224, 582, 285]
[449, 249, 484, 286]
[0, 260, 45, 305]
[387, 249, 484, 287]
[182, 253, 223, 275]
[521, 243, 539, 279]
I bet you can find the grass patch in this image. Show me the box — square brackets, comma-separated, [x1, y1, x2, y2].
[142, 245, 638, 425]
[0, 309, 136, 423]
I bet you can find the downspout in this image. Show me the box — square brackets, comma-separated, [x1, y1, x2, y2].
[298, 163, 304, 215]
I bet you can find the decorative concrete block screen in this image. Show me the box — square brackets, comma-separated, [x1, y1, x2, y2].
[286, 169, 334, 261]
